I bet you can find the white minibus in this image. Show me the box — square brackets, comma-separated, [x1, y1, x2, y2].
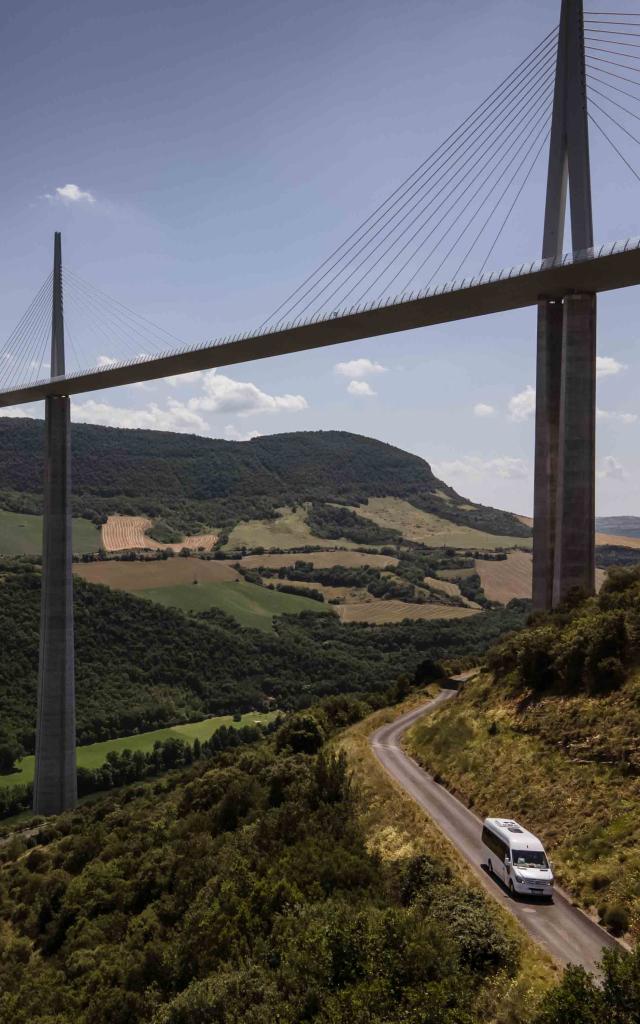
[482, 818, 554, 899]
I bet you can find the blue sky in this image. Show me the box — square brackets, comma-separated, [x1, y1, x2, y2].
[1, 0, 640, 515]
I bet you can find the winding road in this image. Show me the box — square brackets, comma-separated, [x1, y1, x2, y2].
[371, 689, 621, 972]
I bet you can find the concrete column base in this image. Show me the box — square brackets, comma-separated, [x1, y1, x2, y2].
[33, 395, 77, 816]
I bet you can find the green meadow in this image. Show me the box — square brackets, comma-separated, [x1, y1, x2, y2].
[0, 508, 100, 556]
[140, 578, 333, 631]
[0, 711, 278, 790]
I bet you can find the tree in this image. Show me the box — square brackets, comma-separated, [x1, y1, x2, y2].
[0, 743, 19, 774]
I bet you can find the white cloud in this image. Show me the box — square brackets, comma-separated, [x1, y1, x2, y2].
[51, 183, 96, 204]
[473, 403, 495, 418]
[435, 455, 529, 481]
[224, 425, 263, 442]
[508, 385, 536, 422]
[71, 398, 209, 434]
[188, 370, 307, 417]
[597, 407, 637, 424]
[597, 356, 626, 379]
[0, 405, 30, 418]
[164, 371, 204, 387]
[599, 455, 627, 480]
[334, 358, 387, 379]
[347, 380, 376, 397]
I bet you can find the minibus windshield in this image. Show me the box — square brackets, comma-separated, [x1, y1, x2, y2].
[512, 850, 548, 868]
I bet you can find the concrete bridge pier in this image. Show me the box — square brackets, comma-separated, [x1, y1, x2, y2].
[532, 293, 597, 611]
[553, 292, 597, 605]
[532, 299, 563, 612]
[33, 233, 77, 816]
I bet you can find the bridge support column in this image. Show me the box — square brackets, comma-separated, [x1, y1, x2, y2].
[33, 232, 77, 817]
[552, 292, 596, 606]
[532, 299, 563, 612]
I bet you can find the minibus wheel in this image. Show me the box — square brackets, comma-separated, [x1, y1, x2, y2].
[509, 880, 516, 899]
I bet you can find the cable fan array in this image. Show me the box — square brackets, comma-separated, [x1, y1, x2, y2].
[260, 27, 559, 330]
[0, 270, 185, 394]
[585, 9, 640, 183]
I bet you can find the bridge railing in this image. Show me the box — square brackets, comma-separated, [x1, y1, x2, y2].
[3, 236, 639, 397]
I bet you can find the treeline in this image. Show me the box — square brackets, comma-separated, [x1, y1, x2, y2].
[595, 544, 640, 569]
[0, 721, 280, 821]
[487, 566, 640, 695]
[0, 560, 527, 755]
[252, 560, 457, 606]
[306, 502, 403, 545]
[0, 419, 531, 538]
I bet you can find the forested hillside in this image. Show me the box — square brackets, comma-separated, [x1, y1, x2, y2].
[0, 560, 526, 756]
[0, 419, 531, 537]
[1, 699, 636, 1023]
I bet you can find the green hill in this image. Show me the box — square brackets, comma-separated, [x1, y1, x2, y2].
[0, 419, 531, 540]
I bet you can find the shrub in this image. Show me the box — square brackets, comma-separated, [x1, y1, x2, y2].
[602, 904, 630, 936]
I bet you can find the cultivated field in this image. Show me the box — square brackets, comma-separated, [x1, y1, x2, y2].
[224, 506, 353, 552]
[0, 508, 99, 556]
[240, 550, 398, 570]
[74, 558, 241, 589]
[424, 575, 464, 600]
[0, 711, 277, 790]
[102, 515, 217, 553]
[351, 497, 532, 550]
[335, 601, 480, 624]
[476, 550, 607, 604]
[138, 579, 332, 631]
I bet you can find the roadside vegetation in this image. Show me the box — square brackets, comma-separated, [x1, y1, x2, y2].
[0, 698, 540, 1024]
[406, 566, 640, 941]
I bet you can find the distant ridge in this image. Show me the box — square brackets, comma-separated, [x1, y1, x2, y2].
[595, 516, 640, 541]
[0, 419, 531, 539]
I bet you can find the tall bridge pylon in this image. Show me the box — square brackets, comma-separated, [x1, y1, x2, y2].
[533, 0, 596, 611]
[33, 233, 77, 816]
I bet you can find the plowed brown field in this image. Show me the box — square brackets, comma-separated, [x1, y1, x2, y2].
[74, 558, 240, 590]
[476, 550, 606, 603]
[239, 551, 398, 570]
[102, 516, 217, 553]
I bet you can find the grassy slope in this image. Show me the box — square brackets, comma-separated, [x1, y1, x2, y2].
[350, 497, 533, 551]
[139, 579, 333, 631]
[0, 509, 99, 555]
[336, 697, 558, 1017]
[224, 505, 354, 552]
[0, 711, 277, 788]
[405, 673, 640, 938]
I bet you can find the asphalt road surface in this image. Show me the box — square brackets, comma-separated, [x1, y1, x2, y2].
[371, 689, 621, 972]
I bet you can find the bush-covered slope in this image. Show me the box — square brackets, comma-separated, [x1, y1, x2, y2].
[0, 707, 526, 1024]
[0, 419, 531, 538]
[0, 560, 526, 755]
[407, 567, 640, 941]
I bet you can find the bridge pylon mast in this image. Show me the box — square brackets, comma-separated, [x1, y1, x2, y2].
[33, 232, 77, 816]
[533, 0, 596, 610]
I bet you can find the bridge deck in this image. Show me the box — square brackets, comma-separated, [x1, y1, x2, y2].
[1, 238, 640, 408]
